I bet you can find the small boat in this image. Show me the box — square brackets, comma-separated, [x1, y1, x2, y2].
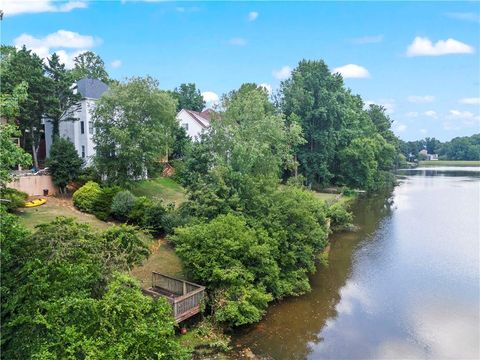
[24, 198, 47, 208]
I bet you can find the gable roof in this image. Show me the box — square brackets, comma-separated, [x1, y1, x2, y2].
[181, 109, 213, 128]
[76, 78, 109, 99]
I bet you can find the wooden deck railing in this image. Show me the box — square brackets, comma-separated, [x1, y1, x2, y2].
[149, 272, 205, 323]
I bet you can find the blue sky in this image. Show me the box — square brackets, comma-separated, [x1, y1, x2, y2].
[2, 1, 479, 141]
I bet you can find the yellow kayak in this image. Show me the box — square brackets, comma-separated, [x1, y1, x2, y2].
[25, 198, 47, 208]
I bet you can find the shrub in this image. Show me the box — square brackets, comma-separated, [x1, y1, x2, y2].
[142, 201, 167, 235]
[127, 196, 152, 225]
[73, 181, 102, 213]
[92, 186, 121, 221]
[101, 224, 150, 268]
[110, 190, 136, 221]
[327, 202, 353, 231]
[0, 188, 28, 211]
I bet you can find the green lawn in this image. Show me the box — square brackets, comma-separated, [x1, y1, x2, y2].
[131, 177, 186, 205]
[130, 239, 184, 288]
[17, 197, 112, 230]
[418, 160, 480, 167]
[312, 191, 340, 204]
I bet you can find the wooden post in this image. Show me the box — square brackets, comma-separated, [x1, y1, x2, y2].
[183, 281, 187, 295]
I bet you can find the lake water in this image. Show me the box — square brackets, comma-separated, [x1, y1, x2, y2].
[234, 167, 480, 359]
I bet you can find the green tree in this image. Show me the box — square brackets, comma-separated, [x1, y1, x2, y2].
[1, 46, 50, 169]
[44, 53, 82, 138]
[47, 136, 84, 193]
[1, 216, 187, 359]
[172, 83, 205, 112]
[0, 124, 32, 186]
[70, 51, 110, 83]
[93, 77, 177, 185]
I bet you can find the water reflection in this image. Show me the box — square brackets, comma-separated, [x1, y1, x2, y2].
[234, 167, 480, 359]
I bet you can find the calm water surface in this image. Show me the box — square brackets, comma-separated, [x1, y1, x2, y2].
[234, 167, 480, 359]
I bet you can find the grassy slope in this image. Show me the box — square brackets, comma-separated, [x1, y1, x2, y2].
[418, 160, 480, 167]
[131, 177, 186, 205]
[18, 197, 112, 230]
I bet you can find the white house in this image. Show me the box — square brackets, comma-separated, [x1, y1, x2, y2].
[176, 108, 214, 140]
[44, 78, 109, 165]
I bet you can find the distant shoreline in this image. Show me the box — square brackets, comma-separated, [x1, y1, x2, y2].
[418, 160, 480, 167]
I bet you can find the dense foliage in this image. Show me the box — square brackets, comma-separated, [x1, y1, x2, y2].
[172, 84, 331, 325]
[280, 60, 399, 190]
[0, 188, 28, 211]
[399, 134, 480, 161]
[172, 83, 206, 112]
[73, 181, 102, 212]
[93, 77, 178, 185]
[0, 123, 32, 185]
[47, 136, 84, 193]
[0, 215, 187, 359]
[70, 51, 110, 83]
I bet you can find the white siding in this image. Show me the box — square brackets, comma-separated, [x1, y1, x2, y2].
[176, 109, 208, 140]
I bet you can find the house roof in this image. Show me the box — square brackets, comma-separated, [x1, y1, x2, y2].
[183, 109, 213, 128]
[76, 78, 109, 99]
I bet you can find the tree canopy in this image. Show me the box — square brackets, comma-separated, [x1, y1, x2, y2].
[172, 83, 205, 112]
[47, 136, 84, 193]
[70, 51, 110, 83]
[92, 77, 178, 185]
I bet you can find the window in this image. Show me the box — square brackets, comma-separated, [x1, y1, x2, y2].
[81, 145, 85, 158]
[182, 123, 189, 130]
[89, 121, 94, 134]
[80, 121, 85, 134]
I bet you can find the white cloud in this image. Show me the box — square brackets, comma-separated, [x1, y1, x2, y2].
[366, 99, 396, 114]
[228, 37, 247, 46]
[332, 64, 370, 79]
[444, 110, 480, 130]
[406, 36, 474, 57]
[202, 91, 219, 104]
[14, 30, 99, 49]
[406, 111, 419, 118]
[459, 97, 480, 105]
[259, 83, 272, 94]
[14, 30, 99, 69]
[445, 12, 480, 23]
[351, 35, 384, 44]
[272, 65, 292, 80]
[56, 49, 86, 68]
[248, 11, 259, 21]
[420, 128, 428, 134]
[111, 60, 122, 69]
[424, 110, 438, 119]
[2, 0, 87, 16]
[407, 95, 435, 103]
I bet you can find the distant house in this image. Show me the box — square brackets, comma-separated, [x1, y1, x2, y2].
[176, 109, 214, 140]
[418, 149, 438, 161]
[44, 78, 109, 165]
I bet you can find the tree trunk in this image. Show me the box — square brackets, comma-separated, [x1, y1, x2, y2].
[52, 119, 59, 139]
[31, 141, 39, 170]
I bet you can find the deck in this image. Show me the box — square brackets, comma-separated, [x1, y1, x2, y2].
[142, 272, 205, 323]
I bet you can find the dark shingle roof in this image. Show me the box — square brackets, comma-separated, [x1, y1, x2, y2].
[76, 78, 109, 99]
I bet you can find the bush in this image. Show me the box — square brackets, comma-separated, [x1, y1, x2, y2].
[127, 196, 152, 225]
[47, 137, 83, 193]
[110, 190, 136, 221]
[73, 181, 102, 213]
[92, 186, 121, 221]
[101, 224, 150, 268]
[0, 188, 28, 211]
[142, 202, 167, 235]
[327, 203, 353, 231]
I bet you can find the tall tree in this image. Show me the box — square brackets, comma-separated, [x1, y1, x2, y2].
[0, 124, 32, 186]
[1, 46, 49, 169]
[172, 83, 205, 112]
[93, 77, 177, 185]
[47, 136, 83, 193]
[70, 51, 110, 83]
[44, 53, 82, 138]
